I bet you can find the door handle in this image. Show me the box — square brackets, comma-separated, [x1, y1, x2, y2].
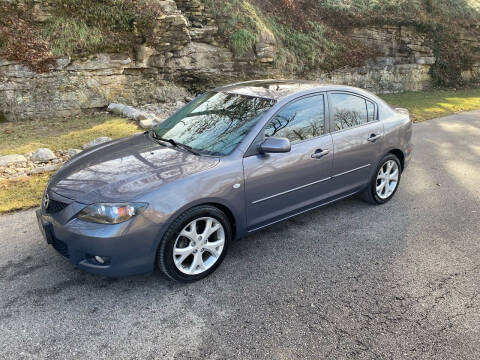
[311, 149, 329, 159]
[367, 133, 382, 142]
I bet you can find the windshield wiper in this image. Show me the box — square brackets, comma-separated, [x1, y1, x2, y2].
[174, 142, 202, 156]
[150, 131, 201, 156]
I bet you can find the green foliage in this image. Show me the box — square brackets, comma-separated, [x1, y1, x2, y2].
[0, 0, 164, 69]
[51, 0, 136, 33]
[43, 18, 104, 57]
[230, 29, 258, 57]
[202, 0, 372, 72]
[314, 0, 480, 25]
[428, 29, 476, 87]
[203, 0, 264, 57]
[44, 0, 163, 56]
[268, 19, 335, 72]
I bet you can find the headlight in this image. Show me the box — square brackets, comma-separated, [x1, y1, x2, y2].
[77, 203, 148, 224]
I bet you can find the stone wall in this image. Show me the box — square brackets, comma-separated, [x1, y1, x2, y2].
[0, 1, 479, 121]
[0, 55, 186, 120]
[313, 25, 436, 93]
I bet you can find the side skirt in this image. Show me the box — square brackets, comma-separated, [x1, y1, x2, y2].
[247, 190, 359, 233]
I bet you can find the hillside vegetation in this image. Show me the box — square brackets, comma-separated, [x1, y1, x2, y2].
[205, 0, 480, 86]
[1, 0, 480, 87]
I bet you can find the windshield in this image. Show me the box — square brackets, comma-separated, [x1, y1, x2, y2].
[153, 92, 276, 156]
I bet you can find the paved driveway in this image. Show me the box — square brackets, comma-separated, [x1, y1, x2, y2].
[1, 111, 479, 360]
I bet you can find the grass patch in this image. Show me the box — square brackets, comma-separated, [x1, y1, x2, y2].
[203, 0, 265, 57]
[380, 88, 480, 122]
[268, 19, 340, 72]
[0, 113, 141, 214]
[43, 17, 105, 57]
[0, 173, 51, 213]
[0, 114, 141, 156]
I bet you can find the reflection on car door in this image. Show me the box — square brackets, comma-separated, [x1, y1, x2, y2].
[328, 92, 384, 197]
[243, 94, 334, 231]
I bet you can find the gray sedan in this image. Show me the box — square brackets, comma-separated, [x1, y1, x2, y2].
[36, 80, 413, 282]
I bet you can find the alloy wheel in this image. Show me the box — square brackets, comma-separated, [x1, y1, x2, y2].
[376, 160, 399, 199]
[172, 217, 225, 275]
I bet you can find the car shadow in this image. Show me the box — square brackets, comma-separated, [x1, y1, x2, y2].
[0, 194, 373, 311]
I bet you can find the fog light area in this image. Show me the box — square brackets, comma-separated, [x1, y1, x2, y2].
[88, 255, 111, 265]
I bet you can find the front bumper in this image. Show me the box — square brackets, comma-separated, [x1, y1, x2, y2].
[36, 208, 161, 277]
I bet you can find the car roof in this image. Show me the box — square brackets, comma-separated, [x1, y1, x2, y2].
[213, 80, 375, 101]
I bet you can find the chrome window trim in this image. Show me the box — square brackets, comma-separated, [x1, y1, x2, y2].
[327, 91, 380, 135]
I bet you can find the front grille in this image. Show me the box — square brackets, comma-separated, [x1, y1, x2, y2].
[46, 199, 69, 214]
[52, 238, 69, 258]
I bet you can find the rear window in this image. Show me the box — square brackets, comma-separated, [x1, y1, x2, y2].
[330, 93, 377, 131]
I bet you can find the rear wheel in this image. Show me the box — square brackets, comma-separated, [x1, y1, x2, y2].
[157, 205, 231, 282]
[362, 154, 401, 204]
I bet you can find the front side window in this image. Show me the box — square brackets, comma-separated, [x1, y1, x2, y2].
[331, 93, 376, 131]
[264, 94, 325, 144]
[154, 92, 276, 156]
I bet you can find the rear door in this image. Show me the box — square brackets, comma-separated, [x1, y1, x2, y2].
[328, 92, 384, 196]
[243, 93, 333, 231]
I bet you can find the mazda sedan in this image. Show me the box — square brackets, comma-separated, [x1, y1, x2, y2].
[37, 80, 413, 282]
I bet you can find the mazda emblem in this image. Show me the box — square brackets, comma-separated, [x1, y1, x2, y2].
[43, 193, 50, 210]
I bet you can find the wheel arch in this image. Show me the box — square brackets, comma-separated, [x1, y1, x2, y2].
[154, 198, 241, 249]
[387, 148, 405, 171]
[204, 202, 237, 240]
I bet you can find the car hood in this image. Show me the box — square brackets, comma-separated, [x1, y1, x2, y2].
[49, 133, 220, 203]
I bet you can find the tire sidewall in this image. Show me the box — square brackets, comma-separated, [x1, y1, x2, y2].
[158, 206, 232, 282]
[371, 154, 402, 204]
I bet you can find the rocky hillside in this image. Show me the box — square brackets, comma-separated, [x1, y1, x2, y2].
[0, 0, 479, 121]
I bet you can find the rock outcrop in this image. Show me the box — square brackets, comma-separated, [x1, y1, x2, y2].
[0, 1, 479, 121]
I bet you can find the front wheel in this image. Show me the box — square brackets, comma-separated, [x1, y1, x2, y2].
[362, 154, 401, 204]
[157, 205, 231, 282]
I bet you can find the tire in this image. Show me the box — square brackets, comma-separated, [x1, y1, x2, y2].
[157, 205, 232, 282]
[361, 153, 402, 205]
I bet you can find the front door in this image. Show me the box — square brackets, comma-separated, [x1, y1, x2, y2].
[328, 92, 384, 196]
[243, 94, 334, 231]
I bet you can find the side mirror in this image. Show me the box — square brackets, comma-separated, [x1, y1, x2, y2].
[259, 137, 291, 154]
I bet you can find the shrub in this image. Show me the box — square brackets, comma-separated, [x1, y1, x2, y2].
[0, 2, 55, 72]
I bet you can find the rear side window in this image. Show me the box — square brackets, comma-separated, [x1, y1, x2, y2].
[264, 94, 325, 144]
[330, 93, 376, 131]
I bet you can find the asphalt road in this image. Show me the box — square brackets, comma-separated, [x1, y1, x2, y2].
[1, 111, 479, 360]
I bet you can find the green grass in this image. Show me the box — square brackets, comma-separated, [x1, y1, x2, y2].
[0, 113, 141, 214]
[43, 17, 105, 57]
[380, 88, 480, 122]
[204, 0, 264, 57]
[0, 114, 141, 156]
[0, 173, 51, 213]
[268, 19, 339, 72]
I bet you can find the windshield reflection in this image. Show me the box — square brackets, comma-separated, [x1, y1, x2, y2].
[154, 92, 276, 156]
